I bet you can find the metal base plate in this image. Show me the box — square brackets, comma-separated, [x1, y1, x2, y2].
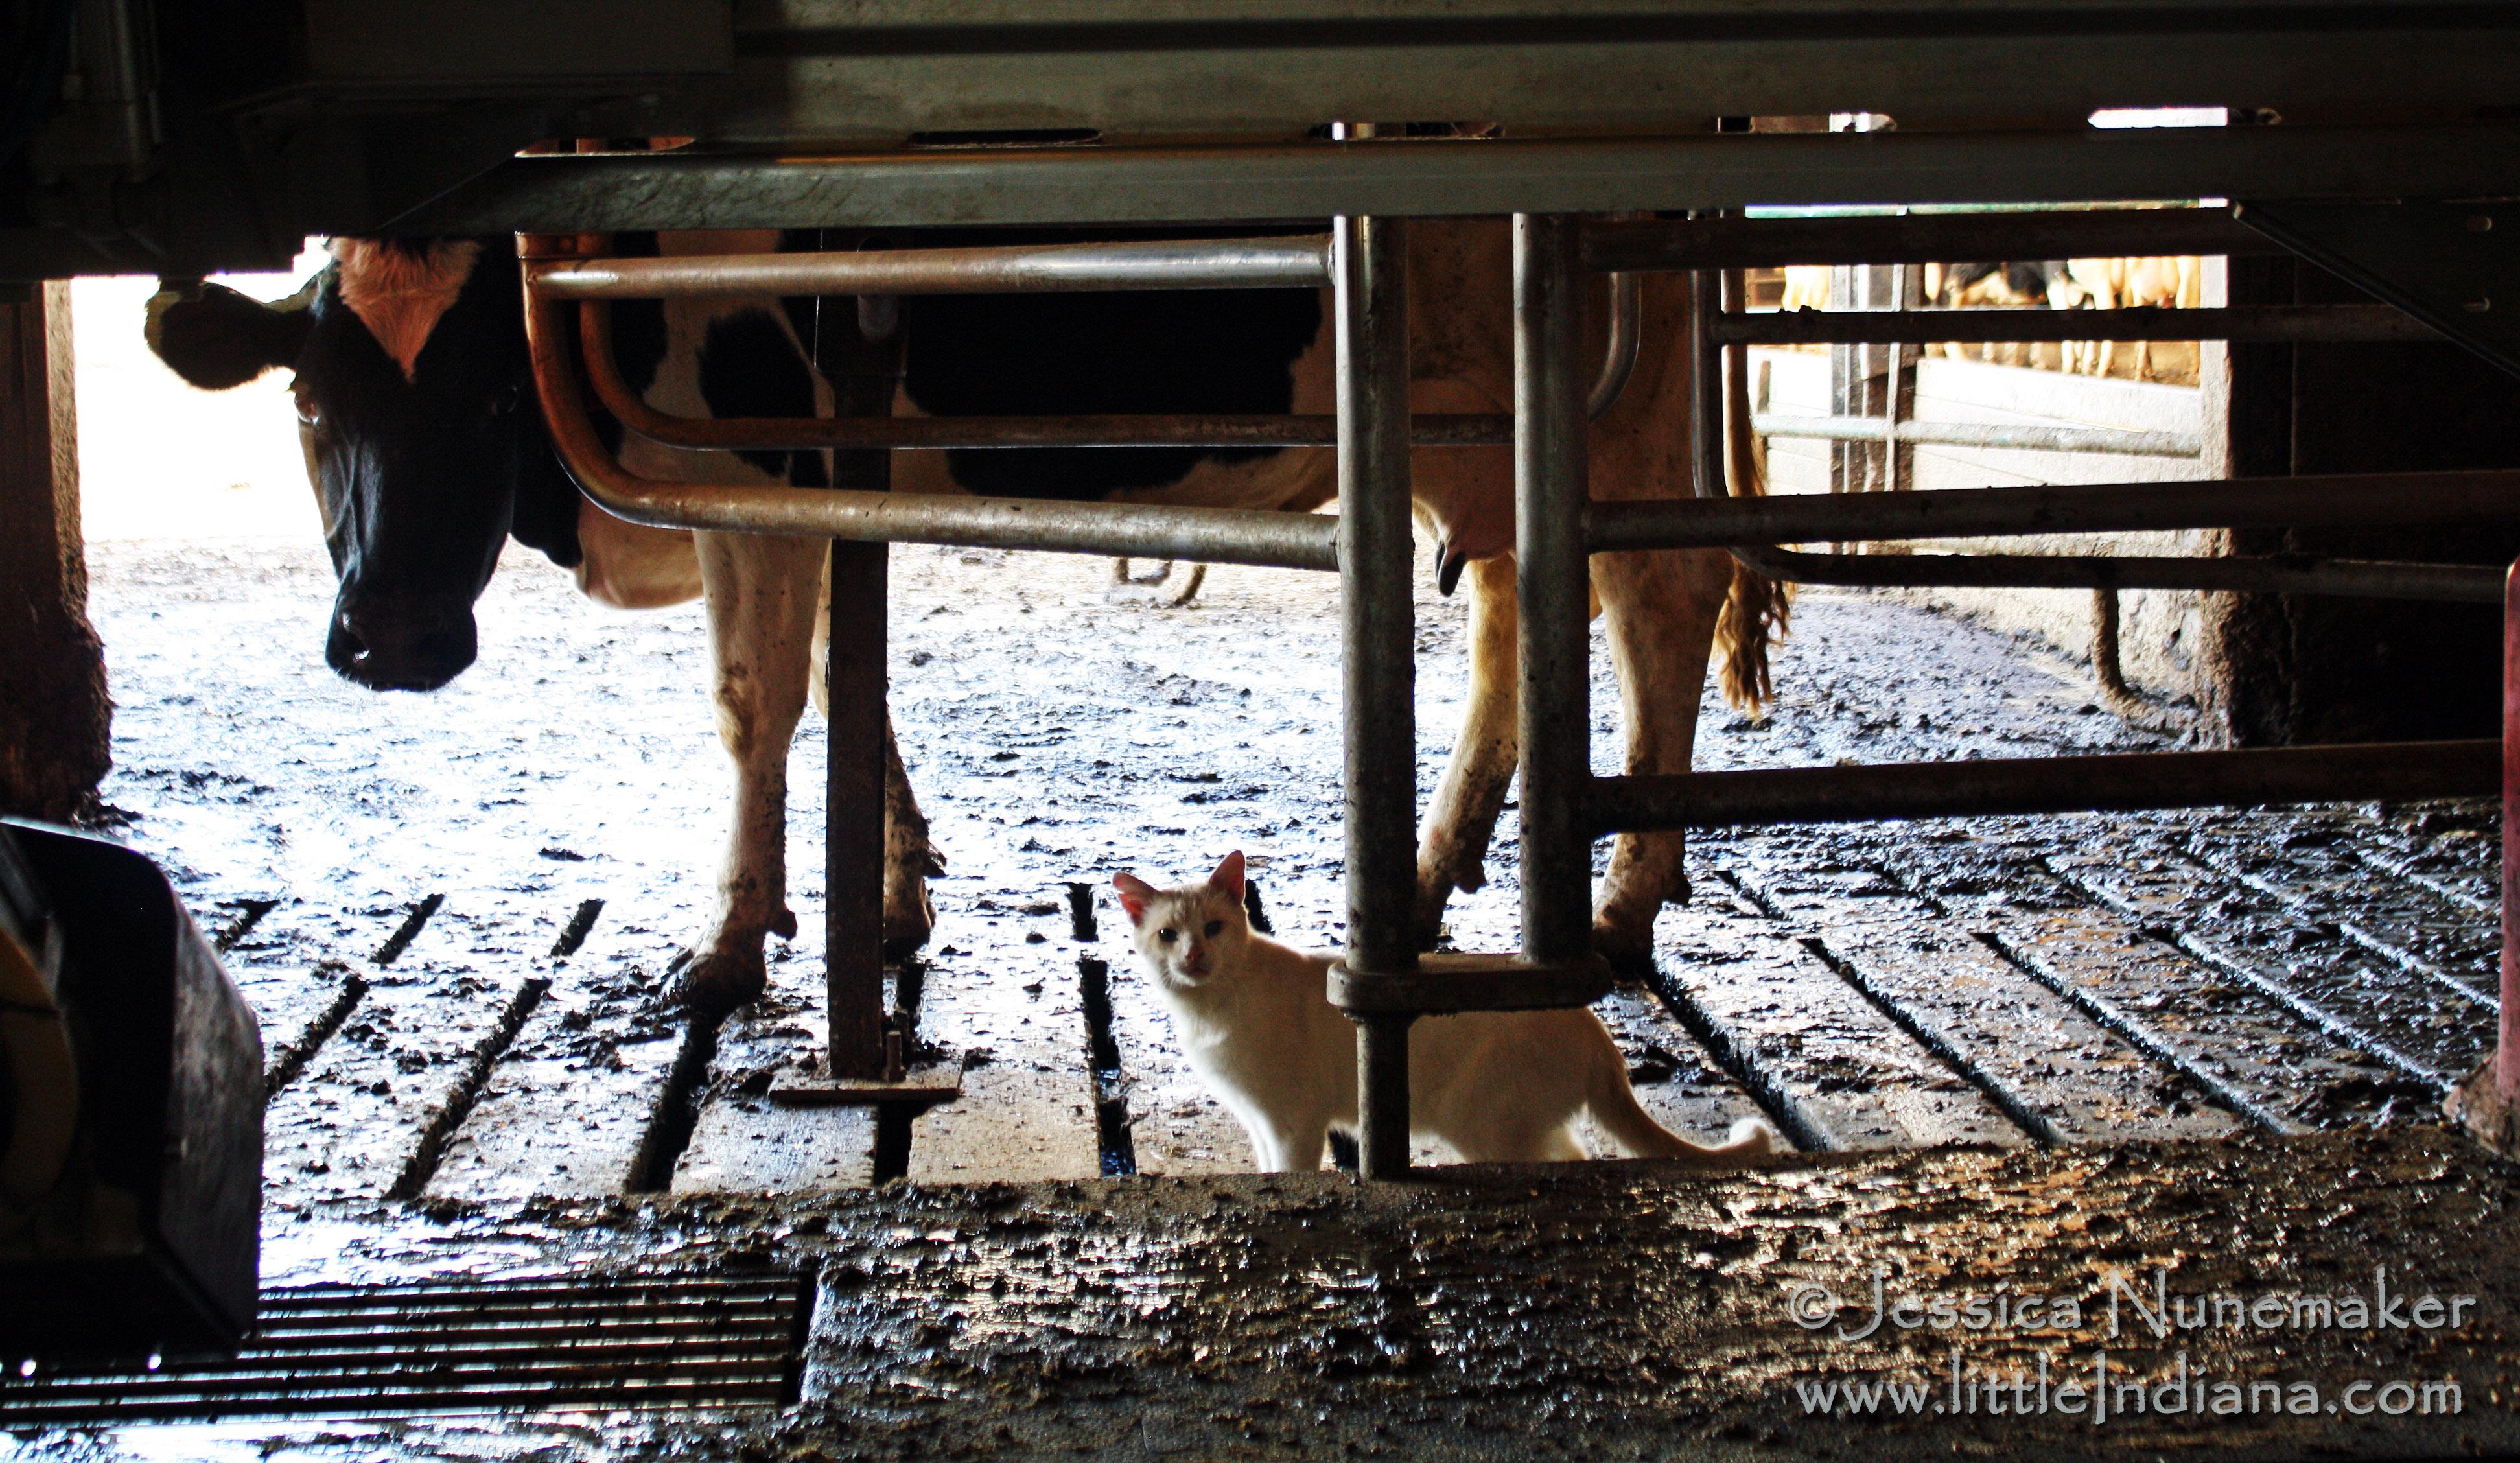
[769, 1063, 963, 1108]
[1328, 952, 1613, 1014]
[2445, 1058, 2520, 1160]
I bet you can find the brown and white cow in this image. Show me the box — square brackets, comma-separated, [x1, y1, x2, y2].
[144, 223, 1777, 1012]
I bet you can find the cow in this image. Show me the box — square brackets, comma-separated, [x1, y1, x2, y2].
[2054, 255, 2204, 379]
[143, 222, 1777, 1013]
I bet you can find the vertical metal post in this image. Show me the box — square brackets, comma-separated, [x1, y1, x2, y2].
[2500, 557, 2519, 1107]
[823, 264, 898, 1080]
[1517, 214, 1594, 968]
[1335, 196, 1418, 1181]
[826, 538, 888, 1078]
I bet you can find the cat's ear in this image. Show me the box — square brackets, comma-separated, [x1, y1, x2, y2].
[1207, 850, 1246, 901]
[1112, 873, 1156, 925]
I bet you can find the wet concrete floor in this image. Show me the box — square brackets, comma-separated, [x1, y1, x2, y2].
[5, 535, 2507, 1458]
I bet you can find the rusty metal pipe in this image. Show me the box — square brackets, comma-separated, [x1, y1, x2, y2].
[1518, 213, 1596, 970]
[1335, 199, 1421, 1184]
[1590, 740, 2499, 834]
[1712, 303, 2433, 347]
[531, 235, 1332, 298]
[1586, 271, 1640, 420]
[529, 290, 1341, 568]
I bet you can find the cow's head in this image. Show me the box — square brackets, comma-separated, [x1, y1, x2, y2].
[145, 239, 582, 690]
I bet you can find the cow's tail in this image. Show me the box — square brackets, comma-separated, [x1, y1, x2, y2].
[1712, 317, 1790, 712]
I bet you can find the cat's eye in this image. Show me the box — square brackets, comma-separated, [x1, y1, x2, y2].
[1156, 928, 1176, 943]
[1204, 920, 1223, 937]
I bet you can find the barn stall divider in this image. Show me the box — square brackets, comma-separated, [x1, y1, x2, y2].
[511, 189, 2520, 1178]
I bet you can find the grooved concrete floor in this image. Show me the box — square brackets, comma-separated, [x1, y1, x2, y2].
[13, 536, 2506, 1459]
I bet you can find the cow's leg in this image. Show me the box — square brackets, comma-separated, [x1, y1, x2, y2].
[1415, 551, 1521, 945]
[1589, 545, 1729, 974]
[671, 529, 825, 1013]
[881, 718, 939, 952]
[809, 586, 940, 952]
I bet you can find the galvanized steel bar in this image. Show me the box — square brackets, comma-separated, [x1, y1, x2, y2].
[404, 123, 2520, 234]
[531, 235, 1332, 299]
[1725, 549, 2505, 602]
[1753, 412, 2201, 458]
[1582, 208, 2281, 274]
[1711, 303, 2434, 347]
[1517, 213, 1596, 970]
[1592, 470, 2520, 554]
[1590, 740, 2500, 833]
[1334, 202, 1419, 1182]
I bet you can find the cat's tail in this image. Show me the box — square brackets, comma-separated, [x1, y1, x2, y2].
[1589, 1057, 1777, 1165]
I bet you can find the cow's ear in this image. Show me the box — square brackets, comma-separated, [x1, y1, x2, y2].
[509, 428, 586, 570]
[145, 277, 316, 390]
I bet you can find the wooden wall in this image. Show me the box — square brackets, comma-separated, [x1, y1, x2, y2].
[1, 283, 110, 821]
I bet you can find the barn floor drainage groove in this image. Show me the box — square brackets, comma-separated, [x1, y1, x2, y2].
[0, 1274, 813, 1422]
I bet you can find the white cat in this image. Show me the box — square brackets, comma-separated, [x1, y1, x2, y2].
[1112, 852, 1776, 1172]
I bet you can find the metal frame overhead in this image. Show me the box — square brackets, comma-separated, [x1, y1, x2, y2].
[14, 0, 2520, 1170]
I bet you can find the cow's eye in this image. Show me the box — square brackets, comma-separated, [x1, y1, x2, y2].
[295, 399, 321, 429]
[1204, 920, 1223, 937]
[489, 385, 521, 417]
[1156, 928, 1176, 944]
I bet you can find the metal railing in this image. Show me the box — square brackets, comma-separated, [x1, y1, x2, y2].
[519, 201, 2518, 1178]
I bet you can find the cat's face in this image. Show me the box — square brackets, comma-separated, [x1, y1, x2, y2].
[1114, 852, 1251, 994]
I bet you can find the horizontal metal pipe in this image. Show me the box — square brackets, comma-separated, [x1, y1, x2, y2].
[1753, 412, 2200, 458]
[1591, 740, 2499, 833]
[1583, 207, 2283, 273]
[1588, 471, 2520, 553]
[528, 290, 1341, 568]
[394, 123, 2520, 235]
[1729, 545, 2506, 602]
[531, 235, 1331, 299]
[1712, 303, 2433, 347]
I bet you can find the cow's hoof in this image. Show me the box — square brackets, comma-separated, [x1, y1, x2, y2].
[1591, 917, 1659, 981]
[882, 860, 939, 959]
[660, 946, 767, 1018]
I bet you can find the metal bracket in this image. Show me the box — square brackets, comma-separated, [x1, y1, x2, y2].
[2447, 1059, 2520, 1160]
[2237, 199, 2520, 381]
[1329, 952, 1614, 1016]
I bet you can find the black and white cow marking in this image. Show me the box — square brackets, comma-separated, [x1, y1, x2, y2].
[145, 223, 1778, 1012]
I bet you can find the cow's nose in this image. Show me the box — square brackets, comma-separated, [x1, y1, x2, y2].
[327, 597, 476, 691]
